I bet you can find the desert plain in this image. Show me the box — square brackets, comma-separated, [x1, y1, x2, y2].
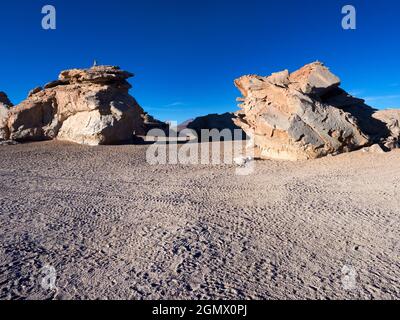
[0, 141, 399, 300]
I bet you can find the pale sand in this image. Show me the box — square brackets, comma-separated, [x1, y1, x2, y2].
[0, 141, 399, 300]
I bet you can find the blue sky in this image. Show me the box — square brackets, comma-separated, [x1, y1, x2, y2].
[0, 0, 399, 123]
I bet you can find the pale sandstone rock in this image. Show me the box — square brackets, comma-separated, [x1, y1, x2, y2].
[234, 62, 384, 160]
[57, 102, 144, 145]
[8, 91, 59, 141]
[0, 92, 12, 141]
[267, 70, 290, 87]
[59, 66, 134, 84]
[289, 61, 340, 96]
[8, 66, 146, 145]
[372, 109, 400, 149]
[0, 105, 10, 140]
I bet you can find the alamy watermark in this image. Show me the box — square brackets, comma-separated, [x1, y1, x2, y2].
[145, 122, 256, 175]
[342, 5, 357, 30]
[39, 264, 57, 291]
[42, 5, 56, 30]
[40, 4, 356, 31]
[341, 264, 357, 291]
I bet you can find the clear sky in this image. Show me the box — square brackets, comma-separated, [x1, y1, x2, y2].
[0, 0, 399, 123]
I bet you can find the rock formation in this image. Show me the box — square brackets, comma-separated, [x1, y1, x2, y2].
[4, 66, 146, 145]
[0, 92, 12, 141]
[234, 62, 400, 160]
[372, 110, 400, 150]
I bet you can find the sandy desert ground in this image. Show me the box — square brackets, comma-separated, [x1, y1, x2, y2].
[0, 141, 399, 300]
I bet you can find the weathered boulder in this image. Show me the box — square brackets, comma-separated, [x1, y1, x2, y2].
[234, 62, 391, 160]
[8, 66, 146, 145]
[8, 91, 58, 141]
[289, 61, 340, 96]
[372, 109, 400, 150]
[59, 66, 134, 85]
[0, 92, 12, 141]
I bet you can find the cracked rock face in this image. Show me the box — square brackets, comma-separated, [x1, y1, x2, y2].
[6, 66, 145, 145]
[234, 62, 398, 160]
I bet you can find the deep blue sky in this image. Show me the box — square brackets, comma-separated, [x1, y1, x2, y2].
[0, 0, 399, 123]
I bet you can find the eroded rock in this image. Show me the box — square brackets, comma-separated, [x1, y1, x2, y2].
[289, 62, 341, 96]
[0, 92, 12, 141]
[7, 66, 146, 145]
[372, 109, 400, 149]
[234, 62, 392, 160]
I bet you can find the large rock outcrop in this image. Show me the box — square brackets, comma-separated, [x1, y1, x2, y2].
[6, 66, 145, 145]
[234, 62, 399, 160]
[0, 92, 12, 141]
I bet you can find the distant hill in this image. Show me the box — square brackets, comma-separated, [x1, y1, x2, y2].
[177, 119, 194, 132]
[180, 112, 247, 141]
